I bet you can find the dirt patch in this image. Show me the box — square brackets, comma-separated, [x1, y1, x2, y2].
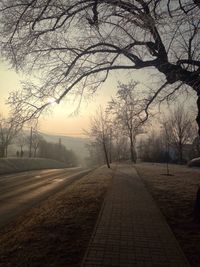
[136, 163, 200, 267]
[0, 166, 113, 267]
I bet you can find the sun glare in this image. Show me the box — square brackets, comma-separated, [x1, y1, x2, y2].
[47, 97, 56, 105]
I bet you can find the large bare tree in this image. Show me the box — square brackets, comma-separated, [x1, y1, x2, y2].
[0, 1, 199, 130]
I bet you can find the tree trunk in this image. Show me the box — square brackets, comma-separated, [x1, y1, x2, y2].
[5, 145, 8, 158]
[130, 134, 136, 163]
[109, 147, 112, 164]
[34, 148, 37, 157]
[196, 94, 200, 137]
[109, 129, 112, 164]
[20, 145, 23, 157]
[29, 127, 33, 158]
[102, 140, 110, 169]
[196, 137, 200, 156]
[1, 146, 6, 157]
[178, 143, 183, 164]
[194, 93, 200, 222]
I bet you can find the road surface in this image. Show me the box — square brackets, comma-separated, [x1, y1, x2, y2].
[0, 167, 91, 228]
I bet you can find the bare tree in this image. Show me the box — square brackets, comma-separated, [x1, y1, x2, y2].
[86, 108, 111, 168]
[0, 114, 20, 157]
[108, 81, 143, 162]
[0, 1, 199, 132]
[162, 105, 194, 163]
[31, 131, 43, 157]
[25, 127, 43, 157]
[86, 119, 129, 166]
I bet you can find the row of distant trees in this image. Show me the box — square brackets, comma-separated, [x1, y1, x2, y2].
[85, 82, 199, 167]
[39, 138, 78, 166]
[0, 115, 19, 158]
[0, 118, 78, 166]
[139, 106, 198, 164]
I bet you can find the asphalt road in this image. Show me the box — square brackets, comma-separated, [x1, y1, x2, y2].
[0, 167, 91, 228]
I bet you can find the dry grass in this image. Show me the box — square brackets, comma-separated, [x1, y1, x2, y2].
[0, 157, 67, 174]
[136, 162, 200, 267]
[0, 166, 113, 267]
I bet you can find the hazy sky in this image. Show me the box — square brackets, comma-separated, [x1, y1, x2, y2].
[1, 58, 147, 136]
[0, 60, 93, 136]
[1, 57, 196, 137]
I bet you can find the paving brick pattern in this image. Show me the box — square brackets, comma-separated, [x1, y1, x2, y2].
[81, 164, 190, 267]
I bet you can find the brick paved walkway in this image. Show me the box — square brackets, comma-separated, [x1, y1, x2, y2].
[81, 163, 190, 267]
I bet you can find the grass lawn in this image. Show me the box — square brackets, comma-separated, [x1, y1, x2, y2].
[0, 166, 113, 267]
[136, 162, 200, 267]
[0, 157, 67, 174]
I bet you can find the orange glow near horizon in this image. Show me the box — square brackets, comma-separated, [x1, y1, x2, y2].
[0, 59, 117, 136]
[0, 58, 160, 137]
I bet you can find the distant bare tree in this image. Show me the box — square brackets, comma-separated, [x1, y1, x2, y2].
[0, 115, 20, 157]
[0, 1, 199, 135]
[25, 128, 43, 157]
[108, 81, 143, 162]
[162, 105, 194, 163]
[86, 108, 111, 168]
[31, 131, 43, 157]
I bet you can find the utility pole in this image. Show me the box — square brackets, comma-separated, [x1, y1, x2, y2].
[29, 127, 33, 158]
